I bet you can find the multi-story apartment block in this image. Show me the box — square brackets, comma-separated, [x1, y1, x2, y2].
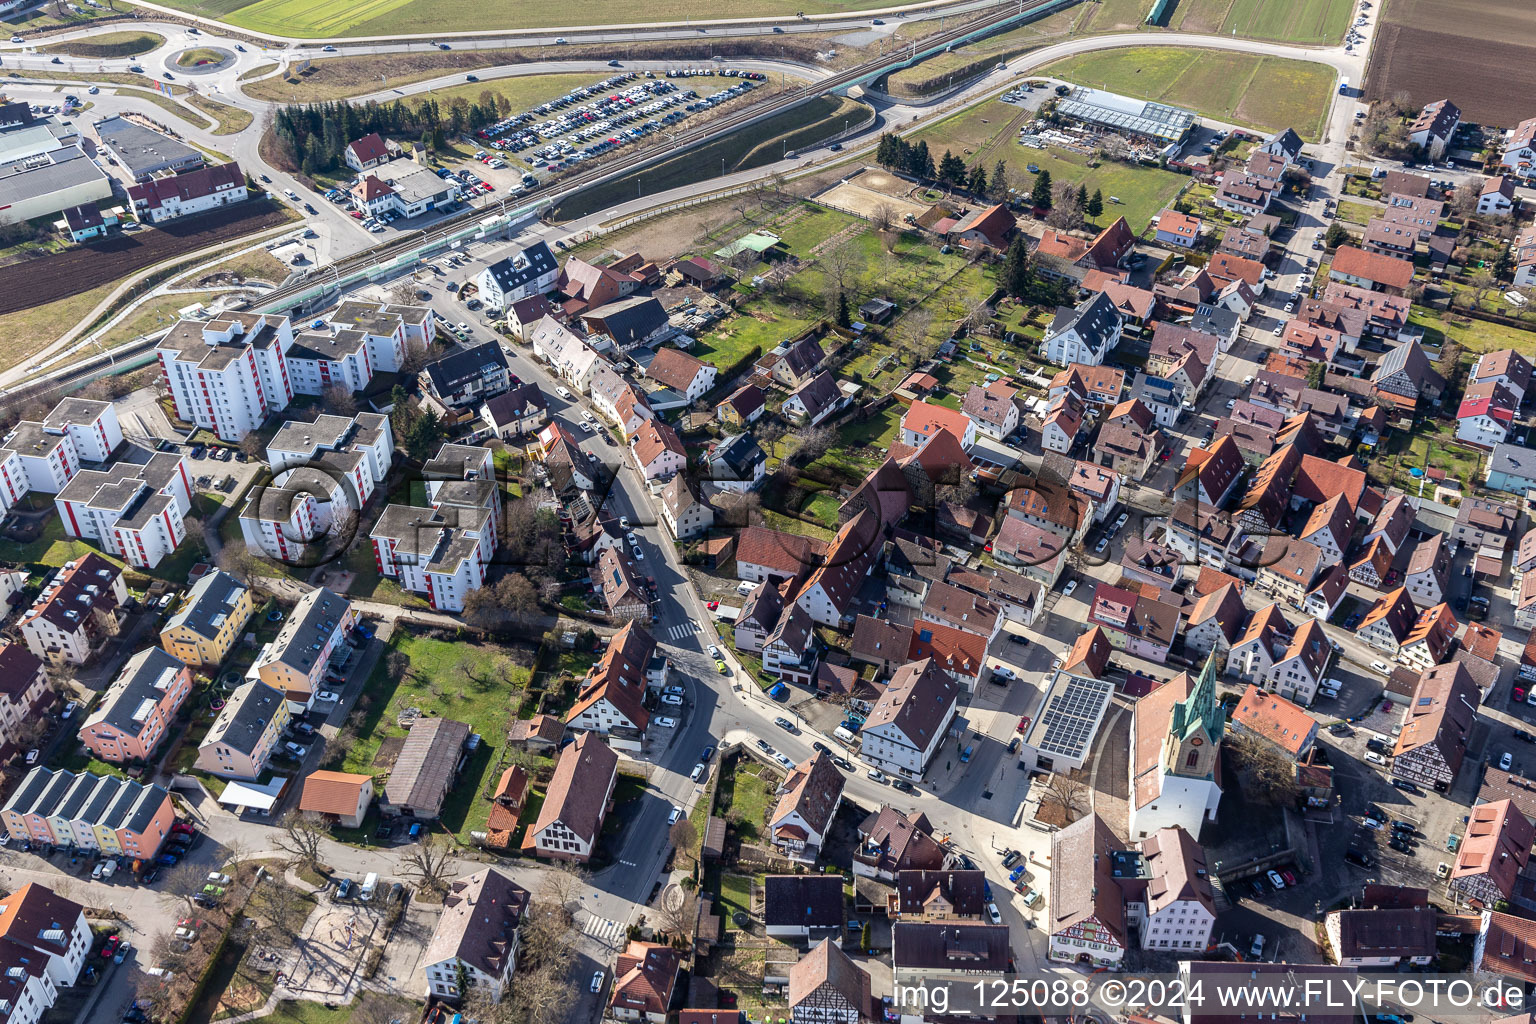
[77, 648, 191, 764]
[156, 312, 297, 442]
[371, 444, 498, 612]
[422, 869, 530, 1002]
[0, 768, 173, 858]
[18, 555, 125, 666]
[160, 570, 255, 667]
[325, 299, 435, 373]
[0, 881, 94, 1022]
[54, 452, 192, 568]
[194, 680, 290, 779]
[0, 397, 123, 512]
[249, 588, 357, 711]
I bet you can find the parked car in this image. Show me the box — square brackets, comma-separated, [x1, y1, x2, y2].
[316, 691, 340, 704]
[1266, 870, 1285, 889]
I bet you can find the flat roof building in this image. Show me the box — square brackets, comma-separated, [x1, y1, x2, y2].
[93, 114, 203, 182]
[1055, 86, 1197, 143]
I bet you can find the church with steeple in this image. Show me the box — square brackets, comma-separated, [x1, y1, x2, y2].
[1128, 651, 1224, 840]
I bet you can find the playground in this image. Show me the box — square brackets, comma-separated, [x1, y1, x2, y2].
[271, 897, 383, 1002]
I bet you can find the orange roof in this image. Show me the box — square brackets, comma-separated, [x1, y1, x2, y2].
[1157, 210, 1201, 239]
[298, 770, 373, 817]
[1331, 245, 1414, 290]
[902, 400, 972, 442]
[909, 620, 988, 680]
[1233, 684, 1315, 757]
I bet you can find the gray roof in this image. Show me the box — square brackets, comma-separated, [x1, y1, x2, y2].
[2, 768, 59, 819]
[93, 114, 202, 177]
[423, 869, 530, 978]
[710, 433, 765, 481]
[580, 296, 668, 347]
[81, 647, 186, 740]
[0, 145, 111, 212]
[423, 341, 507, 395]
[2, 768, 166, 835]
[1264, 128, 1304, 160]
[1488, 443, 1536, 484]
[762, 875, 844, 927]
[204, 680, 286, 757]
[261, 587, 351, 677]
[482, 242, 557, 295]
[1050, 291, 1121, 351]
[891, 922, 1011, 971]
[383, 717, 471, 816]
[163, 570, 249, 643]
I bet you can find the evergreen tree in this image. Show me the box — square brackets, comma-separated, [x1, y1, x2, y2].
[1076, 183, 1089, 209]
[836, 292, 851, 329]
[938, 150, 967, 187]
[968, 164, 988, 196]
[1030, 169, 1053, 209]
[1086, 189, 1104, 220]
[1000, 237, 1033, 301]
[991, 160, 1009, 201]
[906, 140, 931, 179]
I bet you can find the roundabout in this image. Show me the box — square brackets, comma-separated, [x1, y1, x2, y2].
[168, 45, 236, 73]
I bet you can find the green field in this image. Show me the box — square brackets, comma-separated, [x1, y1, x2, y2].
[1038, 47, 1336, 140]
[1082, 0, 1155, 31]
[885, 5, 1083, 96]
[1168, 0, 1352, 44]
[40, 31, 163, 58]
[914, 96, 1188, 233]
[144, 0, 897, 38]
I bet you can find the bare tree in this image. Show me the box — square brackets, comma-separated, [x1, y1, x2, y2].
[538, 863, 589, 910]
[794, 426, 836, 466]
[273, 811, 328, 871]
[962, 298, 993, 337]
[1450, 187, 1481, 224]
[668, 819, 699, 868]
[400, 832, 457, 895]
[221, 839, 252, 876]
[157, 861, 211, 918]
[238, 432, 266, 461]
[215, 544, 265, 586]
[353, 992, 422, 1024]
[1228, 733, 1299, 805]
[321, 385, 358, 416]
[871, 203, 895, 235]
[1041, 771, 1088, 824]
[1468, 266, 1498, 308]
[817, 237, 860, 312]
[247, 879, 313, 943]
[655, 887, 697, 939]
[895, 309, 934, 367]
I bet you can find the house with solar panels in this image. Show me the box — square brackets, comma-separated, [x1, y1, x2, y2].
[1015, 670, 1116, 774]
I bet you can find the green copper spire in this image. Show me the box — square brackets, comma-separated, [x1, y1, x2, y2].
[1169, 650, 1222, 747]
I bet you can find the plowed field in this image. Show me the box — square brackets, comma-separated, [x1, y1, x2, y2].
[0, 199, 293, 316]
[1364, 0, 1536, 127]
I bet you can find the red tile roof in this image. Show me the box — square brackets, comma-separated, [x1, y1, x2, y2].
[1330, 245, 1414, 290]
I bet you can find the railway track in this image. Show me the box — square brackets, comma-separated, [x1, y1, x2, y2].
[0, 0, 1068, 416]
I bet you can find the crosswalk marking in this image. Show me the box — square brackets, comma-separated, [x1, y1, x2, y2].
[581, 913, 624, 947]
[665, 621, 700, 642]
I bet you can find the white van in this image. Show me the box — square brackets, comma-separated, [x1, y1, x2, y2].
[833, 726, 856, 744]
[282, 188, 298, 200]
[360, 872, 378, 900]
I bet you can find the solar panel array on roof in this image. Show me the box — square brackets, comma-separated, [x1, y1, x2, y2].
[1036, 675, 1116, 759]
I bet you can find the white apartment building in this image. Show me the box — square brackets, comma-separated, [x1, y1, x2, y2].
[0, 397, 123, 513]
[1127, 827, 1216, 953]
[859, 659, 959, 779]
[477, 241, 559, 310]
[155, 312, 297, 442]
[54, 453, 192, 570]
[422, 869, 530, 1002]
[370, 444, 499, 612]
[327, 299, 436, 372]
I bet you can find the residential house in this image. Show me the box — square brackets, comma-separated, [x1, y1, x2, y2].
[787, 939, 870, 1024]
[1154, 210, 1201, 249]
[565, 622, 656, 746]
[344, 133, 390, 172]
[1232, 685, 1318, 759]
[1479, 175, 1517, 216]
[250, 587, 357, 710]
[609, 941, 681, 1023]
[78, 648, 191, 764]
[1453, 497, 1516, 551]
[530, 317, 607, 392]
[298, 770, 373, 829]
[476, 242, 559, 309]
[1451, 800, 1533, 906]
[733, 583, 783, 655]
[1225, 603, 1292, 688]
[769, 752, 844, 864]
[1458, 380, 1520, 448]
[126, 162, 246, 224]
[1487, 443, 1536, 497]
[159, 570, 253, 667]
[1329, 246, 1414, 295]
[528, 732, 618, 864]
[853, 805, 947, 880]
[1474, 911, 1536, 983]
[1403, 535, 1451, 606]
[580, 296, 670, 352]
[1269, 619, 1332, 705]
[782, 371, 844, 426]
[1298, 493, 1355, 564]
[734, 526, 825, 585]
[949, 203, 1015, 250]
[1325, 906, 1437, 968]
[1372, 339, 1445, 409]
[421, 869, 530, 1003]
[859, 659, 959, 779]
[757, 336, 826, 389]
[481, 385, 550, 440]
[1049, 363, 1127, 408]
[705, 433, 766, 493]
[1087, 583, 1184, 664]
[1041, 390, 1086, 453]
[630, 419, 687, 481]
[421, 341, 510, 409]
[194, 680, 289, 780]
[848, 614, 912, 678]
[795, 510, 882, 628]
[763, 875, 844, 940]
[1174, 436, 1245, 508]
[1393, 662, 1479, 791]
[1, 769, 174, 857]
[644, 347, 716, 402]
[1068, 460, 1120, 524]
[1407, 99, 1460, 159]
[1182, 584, 1248, 662]
[1398, 602, 1458, 672]
[1132, 826, 1217, 953]
[0, 644, 49, 755]
[1048, 812, 1127, 966]
[908, 619, 988, 691]
[1499, 116, 1536, 180]
[18, 555, 125, 666]
[1359, 587, 1419, 654]
[1044, 291, 1122, 368]
[660, 475, 713, 541]
[962, 377, 1021, 440]
[1095, 399, 1162, 479]
[900, 400, 976, 451]
[716, 384, 766, 427]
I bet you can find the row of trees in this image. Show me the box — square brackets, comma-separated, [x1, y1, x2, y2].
[271, 90, 518, 177]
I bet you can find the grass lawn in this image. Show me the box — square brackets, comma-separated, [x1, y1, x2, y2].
[333, 633, 532, 841]
[0, 277, 121, 375]
[1037, 47, 1336, 140]
[1083, 0, 1154, 31]
[719, 873, 754, 931]
[9, 513, 208, 586]
[1169, 0, 1352, 44]
[3, 1, 126, 31]
[151, 0, 896, 36]
[774, 207, 860, 258]
[693, 312, 807, 372]
[198, 247, 293, 285]
[93, 290, 228, 351]
[404, 72, 610, 117]
[798, 491, 841, 529]
[1335, 200, 1376, 226]
[256, 1000, 424, 1024]
[718, 760, 774, 843]
[1371, 419, 1486, 494]
[915, 98, 1187, 234]
[888, 5, 1084, 94]
[1411, 310, 1536, 358]
[40, 31, 163, 58]
[186, 92, 254, 135]
[176, 47, 228, 67]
